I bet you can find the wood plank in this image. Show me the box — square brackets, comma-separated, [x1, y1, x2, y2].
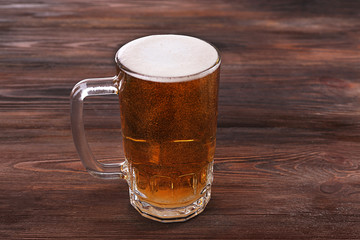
[1, 0, 360, 239]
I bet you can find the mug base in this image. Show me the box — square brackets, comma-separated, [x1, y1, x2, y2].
[129, 187, 211, 223]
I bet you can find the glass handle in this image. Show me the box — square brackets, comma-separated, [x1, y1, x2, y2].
[70, 76, 127, 179]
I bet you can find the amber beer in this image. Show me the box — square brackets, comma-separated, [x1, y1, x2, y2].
[71, 34, 220, 222]
[118, 68, 219, 208]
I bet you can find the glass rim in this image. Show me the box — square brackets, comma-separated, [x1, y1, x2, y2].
[114, 35, 221, 83]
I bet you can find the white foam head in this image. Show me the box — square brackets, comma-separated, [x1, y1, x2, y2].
[115, 34, 220, 82]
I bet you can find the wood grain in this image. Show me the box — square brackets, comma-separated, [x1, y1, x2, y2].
[1, 0, 360, 239]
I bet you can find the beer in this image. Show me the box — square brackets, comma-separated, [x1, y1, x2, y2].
[116, 35, 220, 208]
[71, 34, 221, 222]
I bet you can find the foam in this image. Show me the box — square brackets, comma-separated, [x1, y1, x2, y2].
[115, 35, 220, 82]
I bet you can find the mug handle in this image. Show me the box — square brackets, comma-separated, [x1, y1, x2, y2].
[70, 76, 127, 179]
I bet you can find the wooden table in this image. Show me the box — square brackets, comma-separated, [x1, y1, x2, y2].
[1, 0, 360, 239]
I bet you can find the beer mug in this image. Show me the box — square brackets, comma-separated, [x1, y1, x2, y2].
[70, 34, 221, 222]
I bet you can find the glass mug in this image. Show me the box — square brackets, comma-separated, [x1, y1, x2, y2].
[70, 34, 221, 222]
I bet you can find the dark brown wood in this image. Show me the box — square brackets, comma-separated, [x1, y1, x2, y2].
[2, 0, 360, 239]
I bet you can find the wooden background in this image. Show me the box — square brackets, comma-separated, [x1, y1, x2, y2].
[1, 0, 360, 239]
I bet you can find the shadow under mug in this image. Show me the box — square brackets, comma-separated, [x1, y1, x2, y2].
[70, 35, 221, 223]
